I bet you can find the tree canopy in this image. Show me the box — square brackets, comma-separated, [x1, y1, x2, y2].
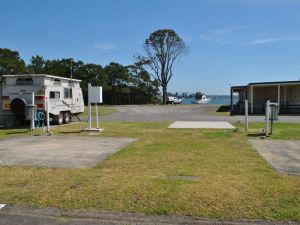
[0, 48, 160, 105]
[0, 48, 26, 75]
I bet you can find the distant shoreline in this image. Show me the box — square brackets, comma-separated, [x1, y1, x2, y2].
[182, 96, 238, 105]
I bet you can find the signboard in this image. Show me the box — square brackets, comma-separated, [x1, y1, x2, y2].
[88, 86, 102, 103]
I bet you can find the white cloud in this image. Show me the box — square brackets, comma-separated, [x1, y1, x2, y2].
[248, 35, 300, 45]
[199, 25, 251, 41]
[94, 42, 118, 51]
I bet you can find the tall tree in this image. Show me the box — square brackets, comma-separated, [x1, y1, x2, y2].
[0, 48, 26, 76]
[105, 62, 130, 104]
[140, 29, 189, 104]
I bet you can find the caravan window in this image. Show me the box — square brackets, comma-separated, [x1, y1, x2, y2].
[64, 88, 72, 98]
[68, 81, 75, 87]
[53, 79, 61, 85]
[16, 77, 33, 85]
[50, 91, 60, 99]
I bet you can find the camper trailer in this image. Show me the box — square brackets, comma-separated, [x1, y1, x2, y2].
[1, 74, 84, 125]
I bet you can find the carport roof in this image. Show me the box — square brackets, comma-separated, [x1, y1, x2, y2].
[231, 80, 300, 91]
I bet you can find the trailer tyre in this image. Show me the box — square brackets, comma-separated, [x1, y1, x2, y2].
[56, 113, 63, 125]
[63, 112, 70, 124]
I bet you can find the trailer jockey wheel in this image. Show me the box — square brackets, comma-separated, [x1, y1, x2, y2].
[63, 112, 70, 124]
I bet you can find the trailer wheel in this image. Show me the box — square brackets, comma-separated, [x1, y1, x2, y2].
[63, 112, 70, 124]
[56, 113, 63, 125]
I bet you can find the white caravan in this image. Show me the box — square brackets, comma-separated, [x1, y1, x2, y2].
[1, 74, 84, 124]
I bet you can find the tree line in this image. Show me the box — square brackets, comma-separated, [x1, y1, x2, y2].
[0, 48, 160, 105]
[0, 29, 188, 104]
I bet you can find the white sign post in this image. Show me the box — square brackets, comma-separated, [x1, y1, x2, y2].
[83, 83, 103, 132]
[30, 92, 35, 131]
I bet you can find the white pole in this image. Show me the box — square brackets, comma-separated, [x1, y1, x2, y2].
[95, 103, 99, 129]
[245, 99, 249, 131]
[88, 83, 92, 130]
[265, 100, 270, 136]
[31, 92, 35, 131]
[46, 99, 50, 133]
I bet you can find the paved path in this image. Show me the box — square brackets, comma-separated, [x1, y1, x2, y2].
[0, 205, 298, 225]
[0, 136, 137, 168]
[249, 140, 300, 175]
[100, 105, 300, 123]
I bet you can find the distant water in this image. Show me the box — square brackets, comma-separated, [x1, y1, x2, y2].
[182, 96, 238, 105]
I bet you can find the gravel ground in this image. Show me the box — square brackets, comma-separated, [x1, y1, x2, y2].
[98, 105, 300, 123]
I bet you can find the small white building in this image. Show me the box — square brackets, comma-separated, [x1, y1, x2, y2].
[231, 81, 300, 114]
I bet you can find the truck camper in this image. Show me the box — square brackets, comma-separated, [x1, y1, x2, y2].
[1, 74, 84, 125]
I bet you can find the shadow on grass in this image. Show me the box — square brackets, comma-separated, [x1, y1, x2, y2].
[56, 131, 82, 134]
[4, 131, 29, 135]
[0, 126, 29, 135]
[216, 105, 230, 112]
[247, 133, 264, 137]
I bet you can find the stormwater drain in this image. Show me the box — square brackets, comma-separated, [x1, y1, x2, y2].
[169, 175, 199, 181]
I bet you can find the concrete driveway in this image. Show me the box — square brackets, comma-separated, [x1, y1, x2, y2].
[0, 136, 137, 168]
[249, 140, 300, 175]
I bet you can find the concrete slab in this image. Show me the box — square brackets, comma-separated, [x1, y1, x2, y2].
[249, 140, 300, 175]
[0, 136, 137, 168]
[168, 121, 235, 129]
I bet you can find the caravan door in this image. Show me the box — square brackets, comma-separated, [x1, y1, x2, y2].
[49, 90, 61, 115]
[72, 87, 84, 114]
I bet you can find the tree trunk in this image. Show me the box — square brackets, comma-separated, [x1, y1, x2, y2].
[162, 85, 167, 105]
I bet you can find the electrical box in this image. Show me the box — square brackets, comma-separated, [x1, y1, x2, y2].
[88, 86, 102, 103]
[25, 105, 37, 120]
[269, 103, 279, 121]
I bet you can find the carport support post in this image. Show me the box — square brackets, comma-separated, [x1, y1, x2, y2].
[230, 87, 233, 112]
[250, 86, 254, 114]
[88, 83, 92, 130]
[265, 100, 270, 137]
[245, 99, 249, 131]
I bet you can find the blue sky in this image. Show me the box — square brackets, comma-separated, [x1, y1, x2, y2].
[1, 0, 300, 94]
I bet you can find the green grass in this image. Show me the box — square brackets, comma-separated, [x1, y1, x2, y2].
[82, 105, 115, 117]
[235, 121, 300, 140]
[0, 122, 299, 220]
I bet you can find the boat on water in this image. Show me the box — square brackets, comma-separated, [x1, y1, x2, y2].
[192, 92, 210, 104]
